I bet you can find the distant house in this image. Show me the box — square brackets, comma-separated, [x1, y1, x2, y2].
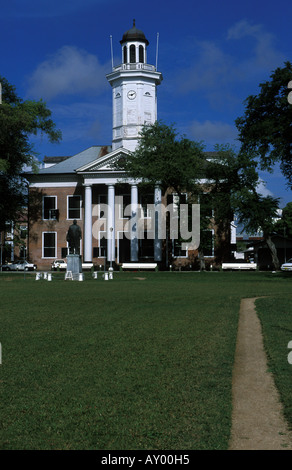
[247, 235, 292, 270]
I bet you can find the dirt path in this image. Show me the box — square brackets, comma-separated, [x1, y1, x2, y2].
[229, 297, 292, 450]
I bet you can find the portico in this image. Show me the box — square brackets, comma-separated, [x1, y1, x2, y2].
[79, 156, 163, 265]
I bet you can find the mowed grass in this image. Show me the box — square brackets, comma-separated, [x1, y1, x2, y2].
[256, 296, 292, 432]
[0, 271, 292, 450]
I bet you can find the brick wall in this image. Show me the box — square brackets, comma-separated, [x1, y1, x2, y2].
[28, 186, 86, 270]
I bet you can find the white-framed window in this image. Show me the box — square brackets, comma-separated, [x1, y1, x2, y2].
[19, 225, 27, 239]
[43, 196, 57, 220]
[42, 232, 57, 258]
[67, 195, 82, 220]
[172, 239, 188, 258]
[98, 231, 107, 258]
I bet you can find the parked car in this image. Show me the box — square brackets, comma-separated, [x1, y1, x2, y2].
[51, 259, 67, 271]
[1, 263, 12, 271]
[4, 260, 37, 271]
[281, 258, 292, 271]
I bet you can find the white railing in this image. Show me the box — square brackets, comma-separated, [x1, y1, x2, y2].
[113, 63, 156, 72]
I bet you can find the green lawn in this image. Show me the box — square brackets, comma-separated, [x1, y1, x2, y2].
[256, 296, 292, 432]
[0, 271, 292, 450]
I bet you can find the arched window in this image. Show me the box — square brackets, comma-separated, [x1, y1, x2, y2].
[123, 46, 127, 64]
[130, 45, 136, 63]
[139, 45, 144, 63]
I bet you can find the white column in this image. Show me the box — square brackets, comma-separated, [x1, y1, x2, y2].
[131, 184, 139, 262]
[84, 184, 92, 262]
[154, 185, 162, 261]
[154, 186, 162, 261]
[107, 184, 115, 263]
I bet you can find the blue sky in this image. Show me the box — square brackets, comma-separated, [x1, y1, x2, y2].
[1, 0, 291, 207]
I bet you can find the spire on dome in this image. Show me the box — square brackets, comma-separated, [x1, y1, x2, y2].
[120, 21, 149, 45]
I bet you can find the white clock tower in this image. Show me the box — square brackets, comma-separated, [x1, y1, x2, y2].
[106, 20, 163, 152]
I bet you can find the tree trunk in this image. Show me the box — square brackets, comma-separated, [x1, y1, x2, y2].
[265, 234, 280, 270]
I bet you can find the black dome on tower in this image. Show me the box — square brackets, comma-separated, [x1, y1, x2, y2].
[120, 20, 149, 46]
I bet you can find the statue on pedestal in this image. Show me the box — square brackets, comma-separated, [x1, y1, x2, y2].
[66, 219, 82, 255]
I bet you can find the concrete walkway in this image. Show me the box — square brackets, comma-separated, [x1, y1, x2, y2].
[229, 297, 292, 450]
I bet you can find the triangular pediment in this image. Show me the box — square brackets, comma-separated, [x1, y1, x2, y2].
[76, 147, 131, 173]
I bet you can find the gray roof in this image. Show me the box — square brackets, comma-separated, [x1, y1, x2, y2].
[37, 145, 112, 174]
[43, 156, 71, 164]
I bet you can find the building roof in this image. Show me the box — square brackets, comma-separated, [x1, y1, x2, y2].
[120, 20, 149, 45]
[43, 156, 71, 164]
[35, 145, 112, 175]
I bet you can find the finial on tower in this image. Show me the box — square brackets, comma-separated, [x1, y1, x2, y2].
[133, 19, 136, 27]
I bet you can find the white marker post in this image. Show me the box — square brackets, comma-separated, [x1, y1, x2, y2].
[288, 81, 292, 105]
[288, 340, 292, 364]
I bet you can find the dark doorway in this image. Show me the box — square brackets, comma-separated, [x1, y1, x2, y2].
[119, 234, 131, 263]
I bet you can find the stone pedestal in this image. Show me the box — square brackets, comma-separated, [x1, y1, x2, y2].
[67, 254, 82, 274]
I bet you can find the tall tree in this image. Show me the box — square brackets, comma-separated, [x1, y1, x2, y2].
[235, 192, 281, 270]
[0, 76, 61, 231]
[115, 120, 206, 196]
[274, 201, 292, 238]
[235, 62, 292, 187]
[204, 144, 259, 264]
[114, 121, 207, 267]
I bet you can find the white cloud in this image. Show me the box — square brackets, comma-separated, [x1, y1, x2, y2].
[188, 120, 238, 145]
[177, 40, 232, 94]
[227, 19, 283, 72]
[27, 46, 110, 100]
[50, 101, 112, 142]
[176, 20, 285, 105]
[227, 19, 263, 40]
[256, 179, 274, 197]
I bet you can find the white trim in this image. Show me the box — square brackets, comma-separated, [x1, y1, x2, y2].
[172, 241, 188, 259]
[82, 176, 141, 186]
[30, 182, 78, 188]
[76, 147, 131, 173]
[42, 231, 57, 259]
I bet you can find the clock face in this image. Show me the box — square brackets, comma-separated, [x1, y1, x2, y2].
[127, 90, 136, 100]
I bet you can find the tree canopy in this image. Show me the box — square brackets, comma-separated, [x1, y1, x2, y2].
[235, 61, 292, 187]
[115, 120, 206, 196]
[275, 201, 292, 238]
[0, 76, 61, 230]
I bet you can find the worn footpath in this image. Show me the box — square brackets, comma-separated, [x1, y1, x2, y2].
[229, 297, 292, 450]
